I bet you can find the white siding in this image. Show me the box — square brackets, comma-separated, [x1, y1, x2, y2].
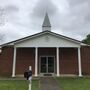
[15, 33, 80, 47]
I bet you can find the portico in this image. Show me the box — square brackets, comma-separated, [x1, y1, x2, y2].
[11, 31, 82, 77]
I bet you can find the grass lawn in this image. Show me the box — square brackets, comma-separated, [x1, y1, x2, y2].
[56, 77, 90, 90]
[0, 80, 39, 90]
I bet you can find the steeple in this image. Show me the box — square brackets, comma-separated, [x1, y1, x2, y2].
[42, 13, 51, 31]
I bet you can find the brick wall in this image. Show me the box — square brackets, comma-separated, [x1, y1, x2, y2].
[16, 48, 35, 75]
[59, 48, 78, 75]
[1, 46, 90, 76]
[0, 47, 13, 76]
[38, 48, 56, 74]
[81, 46, 90, 75]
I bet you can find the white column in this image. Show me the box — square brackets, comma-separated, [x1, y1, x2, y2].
[35, 47, 38, 76]
[56, 47, 60, 76]
[29, 66, 32, 90]
[12, 47, 16, 77]
[78, 47, 82, 77]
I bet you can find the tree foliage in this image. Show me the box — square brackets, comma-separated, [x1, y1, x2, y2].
[82, 34, 90, 45]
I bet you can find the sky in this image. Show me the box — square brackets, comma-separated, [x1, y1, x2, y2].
[0, 0, 90, 44]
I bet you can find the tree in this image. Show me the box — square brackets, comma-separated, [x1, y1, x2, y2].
[82, 34, 90, 45]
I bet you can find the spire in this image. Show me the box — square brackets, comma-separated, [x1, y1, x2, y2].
[42, 13, 51, 31]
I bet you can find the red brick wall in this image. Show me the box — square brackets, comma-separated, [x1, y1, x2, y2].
[16, 48, 56, 75]
[38, 48, 56, 74]
[38, 48, 78, 75]
[16, 48, 35, 75]
[38, 48, 56, 56]
[15, 47, 90, 75]
[1, 46, 90, 76]
[81, 46, 90, 75]
[0, 47, 13, 76]
[59, 48, 78, 74]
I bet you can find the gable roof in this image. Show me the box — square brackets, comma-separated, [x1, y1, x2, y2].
[0, 31, 81, 47]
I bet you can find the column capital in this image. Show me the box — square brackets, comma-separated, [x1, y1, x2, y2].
[78, 47, 81, 49]
[56, 47, 59, 48]
[35, 47, 38, 48]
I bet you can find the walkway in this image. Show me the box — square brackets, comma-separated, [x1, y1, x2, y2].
[40, 77, 60, 90]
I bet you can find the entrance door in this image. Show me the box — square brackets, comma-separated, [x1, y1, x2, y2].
[40, 56, 54, 73]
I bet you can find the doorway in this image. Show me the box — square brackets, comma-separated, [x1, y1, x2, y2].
[40, 56, 55, 74]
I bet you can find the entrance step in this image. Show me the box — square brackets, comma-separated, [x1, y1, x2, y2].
[44, 74, 52, 76]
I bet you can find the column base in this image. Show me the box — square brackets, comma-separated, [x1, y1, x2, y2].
[57, 74, 60, 77]
[79, 74, 83, 77]
[34, 75, 38, 77]
[12, 75, 16, 78]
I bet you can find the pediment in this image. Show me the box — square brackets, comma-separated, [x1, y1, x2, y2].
[15, 32, 80, 48]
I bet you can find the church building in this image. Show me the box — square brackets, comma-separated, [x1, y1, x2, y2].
[0, 13, 90, 77]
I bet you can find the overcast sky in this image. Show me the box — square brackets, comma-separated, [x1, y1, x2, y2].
[0, 0, 90, 44]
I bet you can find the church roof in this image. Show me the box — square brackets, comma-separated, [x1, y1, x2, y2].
[42, 13, 51, 27]
[0, 31, 82, 47]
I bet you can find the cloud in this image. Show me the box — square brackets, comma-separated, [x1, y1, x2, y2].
[68, 0, 87, 6]
[30, 0, 59, 33]
[0, 0, 90, 44]
[0, 0, 36, 43]
[51, 0, 90, 40]
[30, 0, 90, 40]
[31, 0, 57, 17]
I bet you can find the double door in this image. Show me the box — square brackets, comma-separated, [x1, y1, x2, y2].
[40, 56, 55, 73]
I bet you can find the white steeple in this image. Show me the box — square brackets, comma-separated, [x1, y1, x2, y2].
[42, 13, 51, 31]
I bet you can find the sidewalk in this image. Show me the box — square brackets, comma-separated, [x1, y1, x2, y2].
[40, 77, 60, 90]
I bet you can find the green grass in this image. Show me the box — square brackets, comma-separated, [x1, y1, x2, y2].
[1, 77, 90, 90]
[56, 77, 90, 90]
[32, 80, 39, 90]
[0, 80, 39, 90]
